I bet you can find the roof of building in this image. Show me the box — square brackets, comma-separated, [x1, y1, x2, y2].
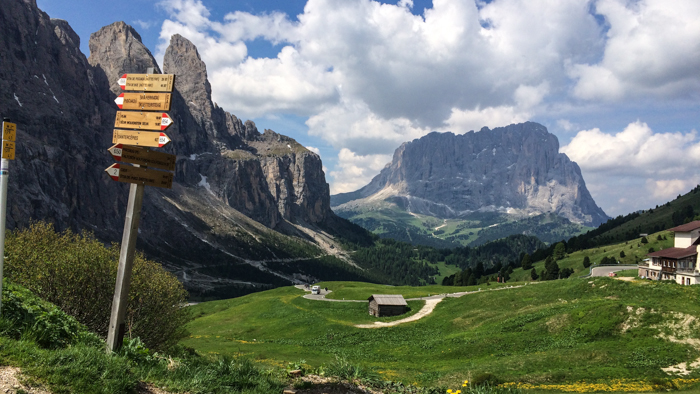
[647, 245, 698, 259]
[669, 220, 700, 233]
[368, 294, 407, 306]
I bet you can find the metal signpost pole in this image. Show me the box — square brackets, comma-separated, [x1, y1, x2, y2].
[0, 118, 12, 315]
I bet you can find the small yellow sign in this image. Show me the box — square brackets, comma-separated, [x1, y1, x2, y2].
[2, 141, 15, 160]
[2, 122, 16, 142]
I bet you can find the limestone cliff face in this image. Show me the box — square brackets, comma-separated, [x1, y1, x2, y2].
[0, 0, 124, 237]
[332, 122, 608, 226]
[0, 0, 339, 293]
[86, 23, 331, 229]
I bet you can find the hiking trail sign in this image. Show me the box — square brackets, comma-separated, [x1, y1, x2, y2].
[114, 93, 172, 111]
[105, 163, 173, 189]
[112, 129, 171, 148]
[108, 144, 176, 171]
[117, 74, 174, 92]
[114, 111, 172, 131]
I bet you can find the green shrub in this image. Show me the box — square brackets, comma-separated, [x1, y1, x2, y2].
[4, 222, 190, 350]
[0, 280, 89, 348]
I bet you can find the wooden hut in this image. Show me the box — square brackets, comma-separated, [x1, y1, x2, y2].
[368, 294, 407, 317]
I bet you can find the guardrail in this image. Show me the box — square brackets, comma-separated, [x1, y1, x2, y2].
[579, 264, 639, 278]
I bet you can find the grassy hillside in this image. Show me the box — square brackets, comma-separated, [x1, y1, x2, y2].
[590, 186, 700, 244]
[509, 230, 673, 282]
[535, 185, 700, 260]
[184, 278, 700, 390]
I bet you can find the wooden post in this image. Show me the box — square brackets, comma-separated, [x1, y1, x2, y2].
[106, 67, 154, 352]
[105, 181, 144, 352]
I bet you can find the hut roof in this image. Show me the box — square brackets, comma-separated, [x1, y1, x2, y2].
[368, 294, 407, 306]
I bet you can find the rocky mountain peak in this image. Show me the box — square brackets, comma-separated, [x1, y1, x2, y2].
[88, 21, 160, 96]
[163, 34, 214, 122]
[333, 122, 608, 227]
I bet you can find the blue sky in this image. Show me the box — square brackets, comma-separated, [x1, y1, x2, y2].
[37, 0, 700, 217]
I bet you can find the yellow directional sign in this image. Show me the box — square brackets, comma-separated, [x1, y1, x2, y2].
[108, 144, 176, 171]
[114, 111, 172, 131]
[2, 122, 15, 142]
[115, 93, 172, 111]
[105, 163, 173, 189]
[2, 141, 15, 160]
[112, 129, 171, 148]
[118, 74, 174, 92]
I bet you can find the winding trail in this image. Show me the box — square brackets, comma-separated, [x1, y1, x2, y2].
[295, 283, 535, 328]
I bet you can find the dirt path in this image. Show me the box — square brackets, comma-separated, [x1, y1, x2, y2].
[296, 283, 534, 328]
[355, 298, 443, 328]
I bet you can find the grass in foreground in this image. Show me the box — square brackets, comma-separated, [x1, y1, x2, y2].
[0, 280, 286, 393]
[185, 278, 700, 390]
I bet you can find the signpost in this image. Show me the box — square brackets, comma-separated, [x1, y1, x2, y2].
[114, 111, 173, 131]
[114, 93, 172, 111]
[0, 119, 16, 315]
[105, 163, 174, 189]
[117, 73, 174, 92]
[108, 144, 176, 171]
[106, 69, 175, 353]
[112, 129, 171, 148]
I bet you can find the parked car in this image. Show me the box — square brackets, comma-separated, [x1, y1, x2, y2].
[311, 286, 320, 295]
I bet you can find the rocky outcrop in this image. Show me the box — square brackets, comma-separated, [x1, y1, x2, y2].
[332, 122, 608, 226]
[0, 0, 124, 237]
[0, 0, 344, 294]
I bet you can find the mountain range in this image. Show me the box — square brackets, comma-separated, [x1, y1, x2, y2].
[0, 0, 370, 298]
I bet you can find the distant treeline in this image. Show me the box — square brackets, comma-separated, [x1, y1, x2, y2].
[531, 195, 699, 262]
[350, 234, 544, 286]
[336, 185, 700, 287]
[442, 242, 575, 286]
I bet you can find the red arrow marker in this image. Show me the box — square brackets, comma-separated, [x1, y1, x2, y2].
[105, 163, 120, 181]
[108, 144, 124, 161]
[118, 74, 127, 90]
[157, 132, 171, 147]
[160, 113, 172, 130]
[114, 94, 125, 109]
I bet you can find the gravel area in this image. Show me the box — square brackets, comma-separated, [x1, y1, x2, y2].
[0, 366, 51, 394]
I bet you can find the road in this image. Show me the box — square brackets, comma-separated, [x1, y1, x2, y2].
[295, 283, 537, 328]
[590, 265, 637, 277]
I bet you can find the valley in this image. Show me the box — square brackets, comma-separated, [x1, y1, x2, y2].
[0, 1, 699, 393]
[335, 204, 594, 248]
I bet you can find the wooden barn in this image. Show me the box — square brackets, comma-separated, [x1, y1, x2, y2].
[368, 294, 407, 317]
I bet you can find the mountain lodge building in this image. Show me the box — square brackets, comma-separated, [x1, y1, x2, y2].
[638, 221, 700, 285]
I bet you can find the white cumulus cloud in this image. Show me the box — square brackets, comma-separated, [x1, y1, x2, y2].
[569, 0, 700, 101]
[330, 149, 392, 194]
[152, 0, 700, 215]
[561, 122, 700, 214]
